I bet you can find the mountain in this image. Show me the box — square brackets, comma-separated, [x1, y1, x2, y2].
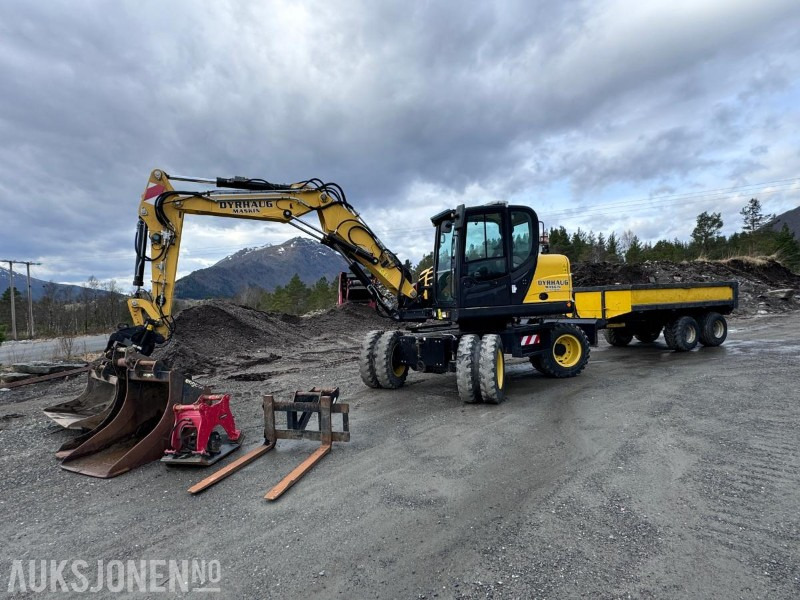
[767, 205, 800, 239]
[174, 237, 348, 299]
[0, 267, 99, 301]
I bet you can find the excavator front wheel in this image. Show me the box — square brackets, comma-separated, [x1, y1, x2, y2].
[478, 334, 506, 404]
[374, 331, 408, 389]
[456, 334, 482, 404]
[538, 324, 590, 378]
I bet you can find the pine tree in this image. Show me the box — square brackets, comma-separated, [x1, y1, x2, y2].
[775, 224, 800, 271]
[740, 198, 773, 233]
[691, 211, 723, 254]
[625, 236, 644, 263]
[606, 232, 620, 263]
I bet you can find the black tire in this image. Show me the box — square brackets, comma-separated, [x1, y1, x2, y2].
[359, 330, 383, 388]
[699, 312, 727, 346]
[478, 334, 506, 404]
[603, 328, 633, 347]
[529, 354, 546, 374]
[539, 324, 590, 378]
[634, 326, 662, 343]
[456, 334, 482, 404]
[663, 316, 699, 352]
[374, 331, 408, 389]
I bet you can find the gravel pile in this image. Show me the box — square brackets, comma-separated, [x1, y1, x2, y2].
[572, 258, 800, 315]
[153, 302, 387, 375]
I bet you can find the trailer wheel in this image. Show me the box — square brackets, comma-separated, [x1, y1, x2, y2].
[359, 330, 383, 388]
[603, 328, 633, 347]
[539, 324, 590, 378]
[478, 334, 506, 404]
[456, 334, 482, 404]
[635, 326, 662, 343]
[664, 316, 699, 352]
[375, 331, 408, 389]
[699, 312, 727, 346]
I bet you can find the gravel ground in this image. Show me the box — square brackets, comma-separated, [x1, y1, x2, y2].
[1, 310, 798, 599]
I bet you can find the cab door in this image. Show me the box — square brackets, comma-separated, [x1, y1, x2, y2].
[459, 210, 511, 308]
[508, 208, 539, 305]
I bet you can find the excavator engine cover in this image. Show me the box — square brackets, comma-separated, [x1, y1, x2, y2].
[59, 348, 205, 478]
[161, 394, 243, 467]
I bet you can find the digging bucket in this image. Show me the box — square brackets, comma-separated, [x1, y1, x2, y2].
[60, 352, 203, 478]
[43, 361, 120, 430]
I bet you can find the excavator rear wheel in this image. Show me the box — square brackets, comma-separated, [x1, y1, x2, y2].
[359, 330, 383, 388]
[538, 324, 590, 378]
[456, 334, 482, 404]
[478, 334, 506, 404]
[375, 331, 408, 389]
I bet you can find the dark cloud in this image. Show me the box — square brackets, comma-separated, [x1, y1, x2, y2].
[0, 0, 799, 284]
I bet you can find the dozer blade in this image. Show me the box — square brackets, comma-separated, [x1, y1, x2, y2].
[43, 362, 119, 430]
[60, 351, 204, 478]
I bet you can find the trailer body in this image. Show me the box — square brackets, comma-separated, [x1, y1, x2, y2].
[573, 281, 738, 350]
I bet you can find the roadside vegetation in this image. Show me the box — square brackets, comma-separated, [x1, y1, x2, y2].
[0, 279, 129, 341]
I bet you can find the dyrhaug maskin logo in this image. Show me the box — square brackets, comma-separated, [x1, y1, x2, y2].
[6, 558, 222, 594]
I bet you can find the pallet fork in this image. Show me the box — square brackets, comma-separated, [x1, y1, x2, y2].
[188, 388, 349, 501]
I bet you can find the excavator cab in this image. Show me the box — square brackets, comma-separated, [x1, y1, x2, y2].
[430, 203, 573, 327]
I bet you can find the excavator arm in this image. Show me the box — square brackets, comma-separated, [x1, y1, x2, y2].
[128, 169, 418, 345]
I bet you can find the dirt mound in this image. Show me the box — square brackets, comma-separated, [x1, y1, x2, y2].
[153, 301, 391, 375]
[572, 258, 800, 315]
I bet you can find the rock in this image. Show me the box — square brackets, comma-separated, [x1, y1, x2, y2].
[10, 361, 87, 375]
[763, 289, 795, 300]
[0, 372, 34, 383]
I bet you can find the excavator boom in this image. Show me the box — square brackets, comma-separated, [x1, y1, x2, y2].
[131, 169, 418, 342]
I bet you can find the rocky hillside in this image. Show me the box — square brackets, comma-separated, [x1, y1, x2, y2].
[174, 237, 347, 299]
[767, 205, 800, 239]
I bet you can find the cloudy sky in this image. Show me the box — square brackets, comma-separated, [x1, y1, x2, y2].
[1, 0, 799, 287]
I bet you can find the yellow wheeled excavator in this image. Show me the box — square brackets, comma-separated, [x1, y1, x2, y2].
[51, 169, 595, 477]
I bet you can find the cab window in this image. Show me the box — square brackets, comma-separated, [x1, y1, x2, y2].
[465, 213, 505, 280]
[511, 210, 534, 269]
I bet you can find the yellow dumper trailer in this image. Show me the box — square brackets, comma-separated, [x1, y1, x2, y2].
[573, 281, 738, 351]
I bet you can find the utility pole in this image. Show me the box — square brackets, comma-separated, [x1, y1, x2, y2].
[2, 259, 42, 340]
[7, 261, 15, 340]
[26, 263, 35, 337]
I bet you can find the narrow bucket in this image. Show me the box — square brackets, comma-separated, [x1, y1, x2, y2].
[43, 362, 119, 430]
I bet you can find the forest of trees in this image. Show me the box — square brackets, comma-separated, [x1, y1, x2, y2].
[233, 274, 340, 315]
[546, 199, 800, 270]
[0, 278, 130, 342]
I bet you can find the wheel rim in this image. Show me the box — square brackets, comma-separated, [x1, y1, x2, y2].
[712, 320, 724, 338]
[685, 325, 697, 344]
[554, 334, 581, 368]
[392, 346, 406, 377]
[496, 349, 504, 389]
